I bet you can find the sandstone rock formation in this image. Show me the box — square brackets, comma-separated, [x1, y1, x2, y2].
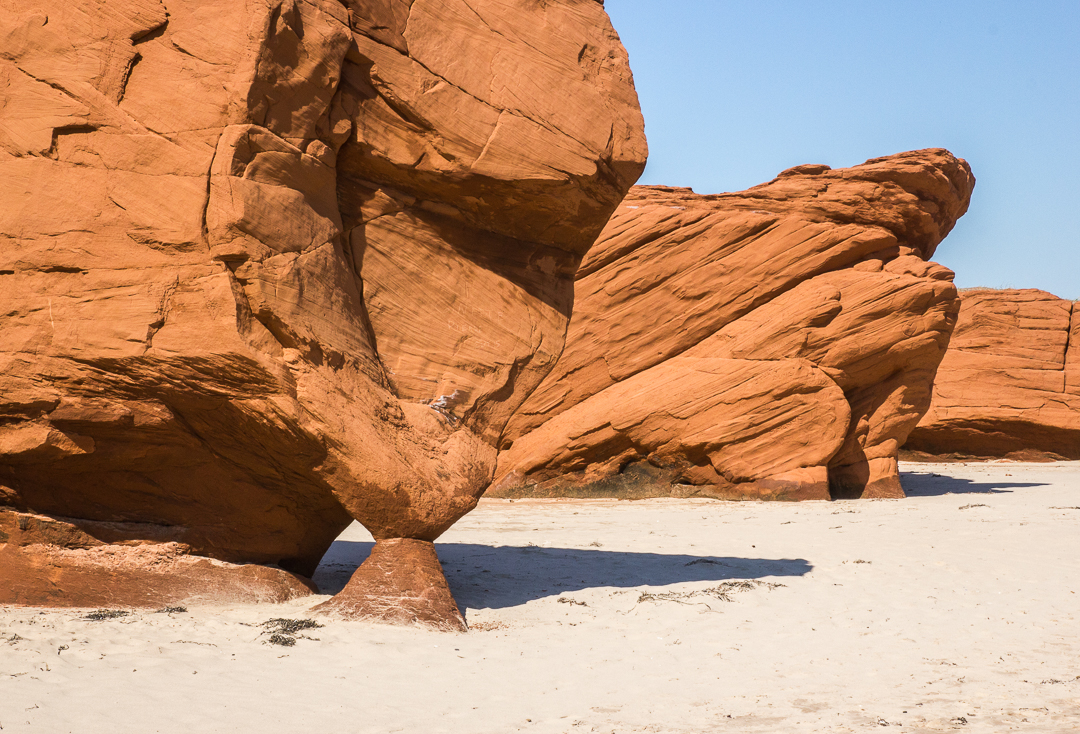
[492, 150, 974, 501]
[0, 0, 646, 627]
[904, 289, 1080, 460]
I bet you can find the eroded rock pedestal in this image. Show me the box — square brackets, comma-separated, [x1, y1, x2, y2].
[0, 0, 646, 625]
[905, 289, 1080, 460]
[312, 539, 466, 631]
[492, 150, 974, 501]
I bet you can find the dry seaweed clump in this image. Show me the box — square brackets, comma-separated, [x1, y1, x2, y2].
[637, 580, 785, 606]
[261, 618, 324, 647]
[83, 610, 131, 621]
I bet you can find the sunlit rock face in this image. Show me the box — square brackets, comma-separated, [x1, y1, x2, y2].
[492, 149, 974, 502]
[905, 288, 1080, 461]
[0, 0, 646, 620]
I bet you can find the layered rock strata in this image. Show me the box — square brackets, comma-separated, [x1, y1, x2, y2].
[0, 0, 646, 627]
[493, 150, 974, 501]
[905, 289, 1080, 460]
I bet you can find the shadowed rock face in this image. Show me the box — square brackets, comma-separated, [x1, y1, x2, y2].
[492, 150, 974, 501]
[0, 0, 646, 618]
[905, 289, 1080, 461]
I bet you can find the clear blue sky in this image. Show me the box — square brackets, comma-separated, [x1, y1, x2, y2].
[606, 1, 1080, 299]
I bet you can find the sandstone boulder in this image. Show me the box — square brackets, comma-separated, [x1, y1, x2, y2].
[493, 150, 974, 501]
[904, 288, 1080, 460]
[0, 0, 646, 627]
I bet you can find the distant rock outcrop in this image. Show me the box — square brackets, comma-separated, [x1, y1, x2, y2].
[904, 289, 1080, 460]
[492, 150, 974, 501]
[0, 0, 646, 628]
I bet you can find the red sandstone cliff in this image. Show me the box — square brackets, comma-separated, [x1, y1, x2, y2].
[905, 288, 1080, 460]
[0, 0, 646, 628]
[492, 150, 974, 501]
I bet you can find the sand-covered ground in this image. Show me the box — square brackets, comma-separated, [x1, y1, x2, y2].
[1, 462, 1078, 733]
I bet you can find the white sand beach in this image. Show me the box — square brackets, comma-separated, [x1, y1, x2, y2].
[1, 461, 1078, 733]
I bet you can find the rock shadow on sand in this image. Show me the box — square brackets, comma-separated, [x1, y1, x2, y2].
[314, 541, 811, 609]
[901, 471, 1048, 497]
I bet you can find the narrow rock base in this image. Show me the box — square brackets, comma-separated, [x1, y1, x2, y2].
[830, 457, 906, 500]
[312, 538, 466, 632]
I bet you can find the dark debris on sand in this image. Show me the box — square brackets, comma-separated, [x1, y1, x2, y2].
[637, 579, 784, 606]
[261, 618, 324, 646]
[83, 610, 131, 621]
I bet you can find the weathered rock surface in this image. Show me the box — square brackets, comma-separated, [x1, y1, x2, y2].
[0, 0, 646, 620]
[0, 511, 316, 607]
[312, 538, 466, 631]
[904, 289, 1080, 460]
[493, 150, 974, 501]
